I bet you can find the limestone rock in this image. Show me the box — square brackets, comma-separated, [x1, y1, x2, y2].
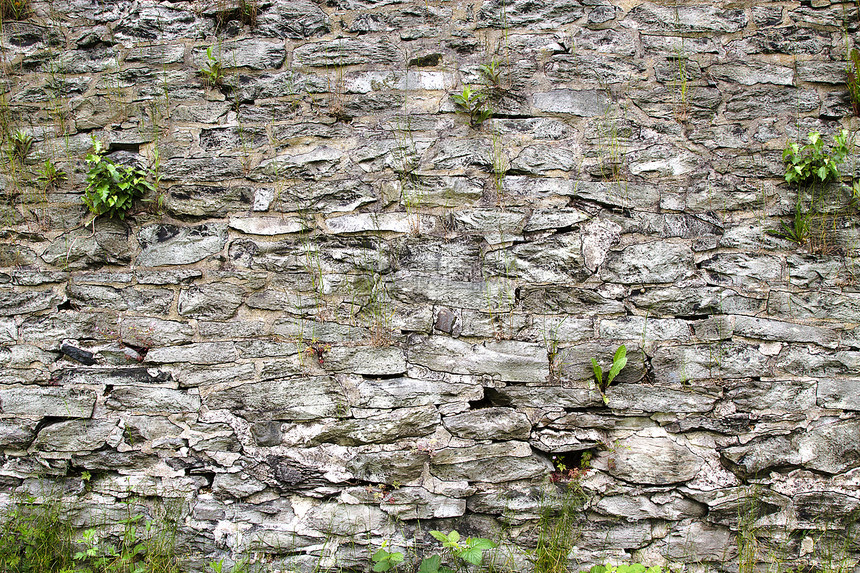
[257, 0, 331, 38]
[41, 220, 131, 269]
[178, 284, 244, 320]
[137, 224, 227, 267]
[596, 435, 704, 485]
[443, 407, 531, 440]
[203, 377, 349, 421]
[0, 385, 96, 418]
[32, 419, 119, 452]
[408, 337, 549, 383]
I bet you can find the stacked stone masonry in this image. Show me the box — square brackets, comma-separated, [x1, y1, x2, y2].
[1, 0, 859, 570]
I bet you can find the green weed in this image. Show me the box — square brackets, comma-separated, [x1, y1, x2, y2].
[9, 130, 33, 164]
[200, 46, 224, 88]
[451, 86, 492, 128]
[532, 484, 586, 573]
[783, 130, 849, 188]
[37, 159, 67, 190]
[591, 345, 627, 405]
[765, 199, 810, 245]
[0, 495, 75, 572]
[83, 139, 155, 220]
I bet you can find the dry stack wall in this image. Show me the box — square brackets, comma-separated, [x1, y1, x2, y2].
[1, 0, 860, 570]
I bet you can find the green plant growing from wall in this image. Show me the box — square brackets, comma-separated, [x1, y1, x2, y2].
[370, 531, 496, 573]
[782, 130, 849, 187]
[9, 130, 33, 163]
[480, 59, 503, 87]
[583, 564, 663, 573]
[766, 200, 810, 245]
[847, 48, 860, 116]
[533, 483, 587, 573]
[0, 494, 76, 572]
[371, 541, 405, 572]
[200, 46, 224, 87]
[37, 159, 67, 189]
[591, 344, 627, 404]
[768, 130, 850, 246]
[451, 86, 492, 128]
[429, 530, 497, 568]
[83, 140, 155, 220]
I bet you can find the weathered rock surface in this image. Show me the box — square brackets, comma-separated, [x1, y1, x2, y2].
[2, 0, 858, 568]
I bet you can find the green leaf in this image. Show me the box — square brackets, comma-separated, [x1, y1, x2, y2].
[419, 555, 442, 573]
[429, 530, 448, 543]
[447, 530, 460, 544]
[459, 547, 482, 565]
[607, 354, 627, 385]
[591, 358, 602, 386]
[468, 538, 496, 550]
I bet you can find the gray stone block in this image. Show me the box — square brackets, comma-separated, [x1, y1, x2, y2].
[137, 223, 227, 267]
[203, 376, 348, 420]
[443, 407, 531, 440]
[293, 38, 399, 67]
[106, 387, 201, 414]
[0, 385, 96, 418]
[32, 419, 119, 452]
[533, 90, 610, 117]
[408, 336, 549, 383]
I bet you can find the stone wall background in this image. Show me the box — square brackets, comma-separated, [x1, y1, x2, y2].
[1, 0, 860, 570]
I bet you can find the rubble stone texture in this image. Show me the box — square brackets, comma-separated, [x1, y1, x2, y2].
[0, 0, 859, 570]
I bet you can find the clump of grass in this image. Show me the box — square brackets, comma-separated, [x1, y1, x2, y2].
[0, 493, 185, 573]
[37, 159, 68, 190]
[0, 0, 30, 20]
[0, 494, 76, 573]
[532, 483, 587, 573]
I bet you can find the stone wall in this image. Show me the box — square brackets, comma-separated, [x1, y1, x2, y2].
[1, 0, 859, 570]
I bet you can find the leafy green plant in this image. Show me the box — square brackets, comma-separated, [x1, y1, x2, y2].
[765, 199, 810, 245]
[74, 516, 147, 573]
[591, 345, 627, 404]
[9, 130, 33, 163]
[480, 59, 503, 86]
[417, 554, 452, 573]
[847, 48, 860, 116]
[0, 0, 30, 20]
[783, 130, 850, 187]
[429, 530, 497, 567]
[73, 512, 182, 573]
[451, 86, 492, 128]
[371, 541, 405, 572]
[0, 495, 75, 573]
[199, 46, 224, 87]
[37, 159, 67, 189]
[83, 140, 155, 220]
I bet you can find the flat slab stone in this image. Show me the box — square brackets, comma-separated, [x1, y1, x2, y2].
[533, 90, 610, 117]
